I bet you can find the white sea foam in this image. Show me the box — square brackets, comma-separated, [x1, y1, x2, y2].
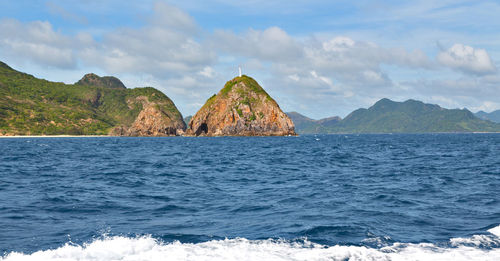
[2, 226, 500, 261]
[488, 225, 500, 237]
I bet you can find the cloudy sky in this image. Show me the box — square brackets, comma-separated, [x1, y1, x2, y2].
[1, 0, 499, 119]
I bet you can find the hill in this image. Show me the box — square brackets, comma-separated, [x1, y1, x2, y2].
[289, 99, 500, 134]
[186, 75, 295, 136]
[0, 61, 185, 136]
[75, 73, 126, 89]
[332, 98, 500, 133]
[286, 112, 340, 134]
[475, 110, 500, 123]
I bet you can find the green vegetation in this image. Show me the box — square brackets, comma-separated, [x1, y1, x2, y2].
[286, 112, 333, 134]
[334, 99, 500, 133]
[0, 61, 182, 135]
[220, 75, 274, 102]
[198, 75, 278, 123]
[288, 99, 500, 134]
[241, 96, 251, 105]
[200, 94, 217, 111]
[249, 113, 256, 121]
[75, 73, 126, 89]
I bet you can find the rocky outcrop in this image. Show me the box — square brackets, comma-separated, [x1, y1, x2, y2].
[110, 95, 186, 136]
[76, 73, 127, 89]
[186, 75, 296, 136]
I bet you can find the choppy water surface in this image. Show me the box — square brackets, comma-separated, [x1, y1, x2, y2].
[0, 134, 499, 260]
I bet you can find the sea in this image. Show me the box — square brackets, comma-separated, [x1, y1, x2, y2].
[0, 134, 499, 260]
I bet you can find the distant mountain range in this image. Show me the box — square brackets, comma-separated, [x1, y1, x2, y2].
[475, 110, 500, 123]
[183, 115, 192, 126]
[286, 112, 340, 134]
[2, 60, 499, 135]
[288, 98, 500, 134]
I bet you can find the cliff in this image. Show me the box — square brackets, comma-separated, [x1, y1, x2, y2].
[109, 93, 186, 136]
[186, 75, 295, 136]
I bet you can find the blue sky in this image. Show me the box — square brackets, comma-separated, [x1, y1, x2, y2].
[1, 0, 499, 119]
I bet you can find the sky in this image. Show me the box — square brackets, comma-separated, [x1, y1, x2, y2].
[0, 0, 499, 119]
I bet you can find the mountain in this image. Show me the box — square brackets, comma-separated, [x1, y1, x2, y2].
[288, 99, 500, 134]
[475, 110, 500, 123]
[332, 98, 500, 133]
[186, 75, 295, 136]
[183, 115, 192, 126]
[286, 112, 340, 134]
[0, 61, 185, 136]
[317, 116, 342, 127]
[75, 73, 126, 89]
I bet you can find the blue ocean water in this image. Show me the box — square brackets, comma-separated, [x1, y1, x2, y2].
[0, 134, 499, 260]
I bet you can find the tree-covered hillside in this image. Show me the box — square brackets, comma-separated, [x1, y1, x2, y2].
[333, 99, 500, 133]
[0, 61, 183, 135]
[289, 99, 500, 134]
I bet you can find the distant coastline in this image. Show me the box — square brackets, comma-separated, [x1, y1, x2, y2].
[0, 135, 110, 138]
[2, 61, 500, 136]
[287, 98, 500, 134]
[1, 132, 500, 138]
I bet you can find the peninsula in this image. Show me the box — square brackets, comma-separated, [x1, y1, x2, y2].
[0, 61, 185, 136]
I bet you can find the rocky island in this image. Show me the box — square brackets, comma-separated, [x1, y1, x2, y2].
[186, 75, 296, 136]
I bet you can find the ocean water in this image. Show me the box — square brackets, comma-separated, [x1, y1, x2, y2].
[0, 134, 499, 260]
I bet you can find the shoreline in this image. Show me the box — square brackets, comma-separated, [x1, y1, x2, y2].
[1, 132, 500, 138]
[0, 135, 111, 138]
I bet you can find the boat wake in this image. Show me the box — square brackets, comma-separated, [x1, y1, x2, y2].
[2, 225, 499, 261]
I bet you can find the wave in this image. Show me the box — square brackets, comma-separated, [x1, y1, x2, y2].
[2, 226, 500, 261]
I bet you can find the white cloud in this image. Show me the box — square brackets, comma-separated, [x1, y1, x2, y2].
[288, 74, 299, 82]
[2, 2, 500, 118]
[307, 37, 434, 73]
[80, 3, 215, 78]
[472, 101, 500, 113]
[397, 74, 500, 114]
[362, 70, 386, 84]
[211, 31, 433, 111]
[211, 27, 303, 62]
[322, 36, 355, 52]
[437, 43, 497, 75]
[199, 66, 215, 78]
[0, 19, 79, 68]
[150, 1, 198, 33]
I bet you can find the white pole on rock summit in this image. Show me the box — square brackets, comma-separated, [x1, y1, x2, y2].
[239, 66, 242, 77]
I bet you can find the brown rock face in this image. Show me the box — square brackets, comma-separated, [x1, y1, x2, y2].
[110, 95, 186, 136]
[186, 75, 296, 136]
